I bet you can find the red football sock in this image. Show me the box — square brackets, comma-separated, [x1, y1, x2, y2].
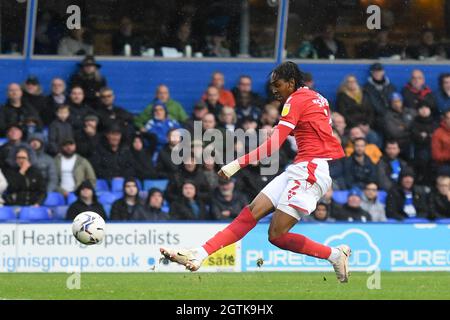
[202, 206, 257, 255]
[270, 233, 331, 259]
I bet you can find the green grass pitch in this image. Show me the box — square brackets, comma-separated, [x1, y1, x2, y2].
[0, 272, 449, 300]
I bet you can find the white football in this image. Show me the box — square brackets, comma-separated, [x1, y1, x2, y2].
[72, 211, 106, 245]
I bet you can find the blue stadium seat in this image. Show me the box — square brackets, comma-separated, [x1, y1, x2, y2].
[52, 206, 69, 220]
[103, 204, 112, 219]
[332, 190, 349, 205]
[98, 192, 119, 205]
[377, 191, 387, 204]
[96, 179, 110, 192]
[0, 206, 17, 220]
[19, 207, 50, 221]
[43, 192, 66, 207]
[67, 192, 77, 205]
[111, 177, 125, 193]
[436, 218, 450, 224]
[143, 179, 169, 191]
[139, 191, 148, 201]
[161, 200, 170, 213]
[0, 138, 8, 146]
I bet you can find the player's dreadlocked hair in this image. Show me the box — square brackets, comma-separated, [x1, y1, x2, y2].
[271, 61, 305, 89]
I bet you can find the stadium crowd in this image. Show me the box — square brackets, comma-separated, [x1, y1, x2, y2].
[0, 55, 449, 222]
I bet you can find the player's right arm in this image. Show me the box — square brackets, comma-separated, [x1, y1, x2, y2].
[219, 98, 301, 179]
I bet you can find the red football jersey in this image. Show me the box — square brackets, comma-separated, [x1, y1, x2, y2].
[278, 87, 345, 163]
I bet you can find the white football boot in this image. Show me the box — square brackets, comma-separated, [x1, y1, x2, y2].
[331, 244, 351, 283]
[160, 247, 203, 272]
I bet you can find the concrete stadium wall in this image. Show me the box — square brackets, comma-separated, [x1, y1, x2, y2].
[0, 58, 448, 115]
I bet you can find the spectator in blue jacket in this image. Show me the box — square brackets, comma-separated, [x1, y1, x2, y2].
[344, 138, 377, 189]
[143, 100, 180, 152]
[435, 73, 450, 114]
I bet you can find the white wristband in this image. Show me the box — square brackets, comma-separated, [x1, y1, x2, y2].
[221, 160, 241, 178]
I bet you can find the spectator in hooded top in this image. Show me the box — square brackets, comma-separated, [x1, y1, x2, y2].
[155, 128, 182, 179]
[96, 87, 135, 138]
[130, 132, 158, 180]
[428, 176, 450, 220]
[67, 86, 97, 132]
[431, 110, 450, 176]
[65, 180, 106, 220]
[69, 55, 107, 108]
[332, 188, 371, 222]
[89, 124, 135, 180]
[142, 100, 180, 152]
[312, 23, 347, 59]
[202, 72, 236, 108]
[383, 92, 415, 160]
[377, 140, 409, 192]
[54, 139, 96, 198]
[165, 155, 211, 204]
[435, 73, 450, 114]
[110, 177, 148, 221]
[48, 104, 74, 156]
[28, 133, 57, 193]
[135, 84, 188, 126]
[211, 178, 248, 220]
[411, 102, 438, 186]
[169, 181, 211, 220]
[22, 75, 47, 117]
[386, 168, 428, 221]
[144, 188, 170, 221]
[363, 63, 397, 128]
[402, 69, 437, 114]
[43, 78, 67, 126]
[74, 114, 101, 160]
[0, 83, 40, 135]
[344, 138, 378, 189]
[344, 126, 382, 164]
[231, 75, 264, 110]
[336, 75, 375, 128]
[3, 147, 46, 207]
[360, 182, 387, 222]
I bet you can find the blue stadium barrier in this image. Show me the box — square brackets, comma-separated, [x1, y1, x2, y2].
[404, 218, 431, 223]
[43, 192, 66, 207]
[98, 192, 119, 205]
[67, 192, 77, 205]
[111, 177, 125, 193]
[435, 218, 450, 223]
[377, 191, 387, 205]
[332, 190, 349, 204]
[143, 179, 169, 192]
[96, 179, 110, 192]
[19, 207, 50, 221]
[0, 206, 17, 220]
[52, 206, 68, 220]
